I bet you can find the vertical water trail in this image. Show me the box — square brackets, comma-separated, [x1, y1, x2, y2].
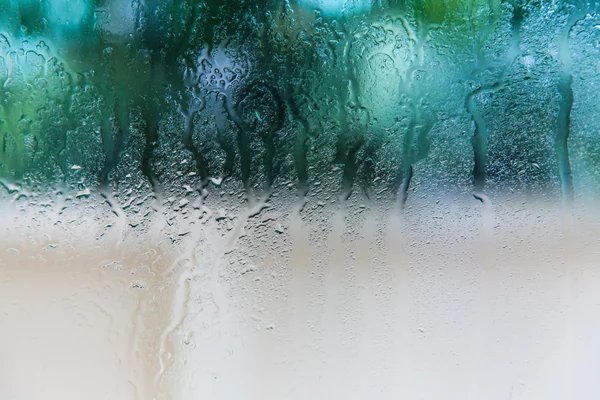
[154, 191, 271, 390]
[238, 82, 285, 189]
[0, 47, 25, 176]
[467, 83, 499, 193]
[397, 16, 419, 207]
[181, 48, 232, 185]
[139, 54, 163, 191]
[224, 94, 253, 191]
[196, 44, 252, 194]
[337, 28, 368, 200]
[179, 84, 209, 182]
[556, 10, 585, 202]
[397, 16, 433, 207]
[556, 73, 574, 200]
[96, 51, 130, 189]
[50, 64, 76, 181]
[140, 107, 160, 189]
[466, 2, 522, 194]
[335, 34, 351, 191]
[98, 100, 123, 187]
[137, 0, 170, 192]
[182, 118, 209, 183]
[0, 50, 5, 166]
[286, 83, 311, 199]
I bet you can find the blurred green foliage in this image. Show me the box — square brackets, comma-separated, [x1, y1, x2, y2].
[0, 0, 597, 199]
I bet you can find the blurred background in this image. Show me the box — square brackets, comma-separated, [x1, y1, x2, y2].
[1, 1, 600, 399]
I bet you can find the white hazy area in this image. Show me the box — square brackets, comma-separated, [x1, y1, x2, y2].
[1, 194, 600, 400]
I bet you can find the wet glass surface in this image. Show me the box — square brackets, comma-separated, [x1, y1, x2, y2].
[1, 1, 600, 399]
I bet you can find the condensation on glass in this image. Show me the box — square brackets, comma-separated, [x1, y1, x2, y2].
[1, 1, 600, 399]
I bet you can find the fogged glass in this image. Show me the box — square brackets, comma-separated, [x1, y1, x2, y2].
[1, 1, 599, 399]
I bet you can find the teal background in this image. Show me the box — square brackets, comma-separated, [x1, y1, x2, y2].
[1, 0, 599, 202]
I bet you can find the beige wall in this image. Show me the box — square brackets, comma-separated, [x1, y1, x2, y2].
[1, 195, 600, 399]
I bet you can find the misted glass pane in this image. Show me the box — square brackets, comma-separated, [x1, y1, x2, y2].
[1, 1, 600, 399]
